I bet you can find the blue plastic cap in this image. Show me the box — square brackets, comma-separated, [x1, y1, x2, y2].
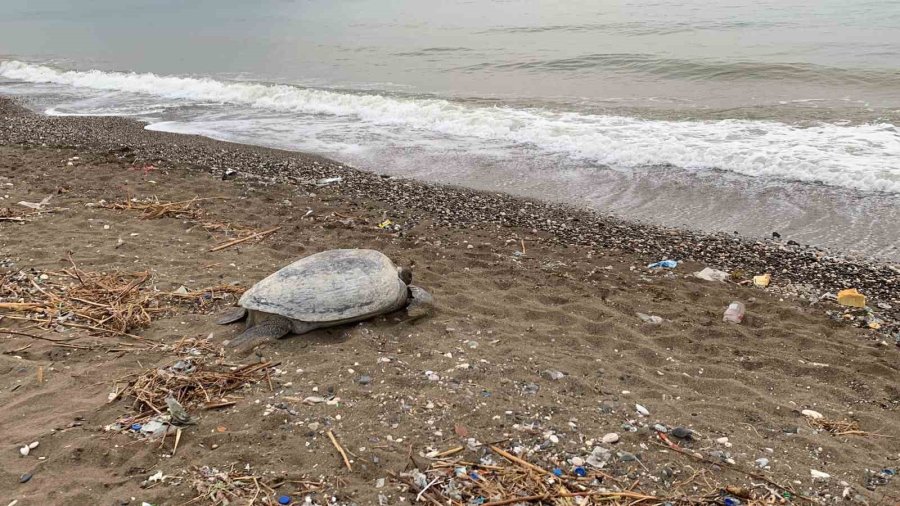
[131, 423, 142, 431]
[552, 468, 563, 477]
[278, 495, 291, 505]
[574, 467, 587, 477]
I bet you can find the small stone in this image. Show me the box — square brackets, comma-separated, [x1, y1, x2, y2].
[307, 422, 320, 431]
[19, 446, 29, 456]
[542, 370, 565, 380]
[571, 456, 585, 466]
[357, 375, 372, 385]
[755, 458, 769, 468]
[19, 472, 32, 483]
[801, 409, 823, 419]
[375, 478, 385, 488]
[636, 313, 664, 324]
[618, 451, 638, 462]
[653, 424, 668, 433]
[548, 434, 559, 444]
[783, 426, 799, 434]
[716, 437, 729, 445]
[671, 427, 692, 439]
[635, 404, 649, 416]
[601, 433, 620, 444]
[811, 469, 831, 479]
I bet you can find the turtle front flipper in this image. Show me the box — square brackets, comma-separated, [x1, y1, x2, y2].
[216, 307, 248, 325]
[227, 316, 292, 352]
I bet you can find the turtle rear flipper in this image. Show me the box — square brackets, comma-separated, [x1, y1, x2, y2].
[227, 317, 292, 352]
[216, 307, 248, 325]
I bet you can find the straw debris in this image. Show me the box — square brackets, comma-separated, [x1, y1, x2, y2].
[115, 358, 277, 426]
[0, 256, 243, 336]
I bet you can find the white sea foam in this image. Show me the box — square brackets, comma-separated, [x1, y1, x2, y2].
[2, 60, 899, 193]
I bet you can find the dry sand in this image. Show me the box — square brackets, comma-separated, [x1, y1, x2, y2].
[0, 104, 898, 505]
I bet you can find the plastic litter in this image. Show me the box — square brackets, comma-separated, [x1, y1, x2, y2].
[574, 467, 587, 477]
[552, 468, 563, 477]
[377, 219, 393, 229]
[647, 260, 677, 269]
[277, 496, 292, 505]
[723, 302, 745, 323]
[753, 273, 771, 287]
[694, 267, 729, 282]
[315, 177, 342, 186]
[837, 288, 866, 308]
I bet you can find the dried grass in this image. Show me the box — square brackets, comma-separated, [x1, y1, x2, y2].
[185, 466, 278, 505]
[115, 358, 277, 425]
[0, 256, 244, 336]
[809, 417, 864, 435]
[98, 196, 278, 249]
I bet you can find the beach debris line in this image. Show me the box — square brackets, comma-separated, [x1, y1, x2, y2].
[396, 443, 795, 506]
[93, 195, 281, 250]
[0, 256, 244, 335]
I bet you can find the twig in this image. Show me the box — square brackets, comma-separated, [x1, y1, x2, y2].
[490, 445, 549, 475]
[327, 429, 352, 471]
[209, 226, 281, 252]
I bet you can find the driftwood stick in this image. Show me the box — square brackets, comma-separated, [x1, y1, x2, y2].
[327, 429, 352, 471]
[209, 226, 281, 252]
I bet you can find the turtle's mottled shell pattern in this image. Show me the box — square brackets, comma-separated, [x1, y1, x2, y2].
[239, 249, 406, 323]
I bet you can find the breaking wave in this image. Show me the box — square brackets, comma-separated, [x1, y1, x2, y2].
[2, 60, 898, 193]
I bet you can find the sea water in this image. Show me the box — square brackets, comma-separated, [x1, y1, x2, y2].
[0, 0, 898, 258]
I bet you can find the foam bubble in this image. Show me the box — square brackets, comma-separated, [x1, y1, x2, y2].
[2, 60, 898, 193]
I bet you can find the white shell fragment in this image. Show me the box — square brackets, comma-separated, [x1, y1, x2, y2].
[801, 409, 824, 419]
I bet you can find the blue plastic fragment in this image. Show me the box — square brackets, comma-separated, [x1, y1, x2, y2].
[131, 423, 142, 431]
[277, 495, 291, 505]
[469, 471, 480, 480]
[647, 260, 678, 269]
[472, 498, 485, 505]
[552, 468, 563, 477]
[574, 467, 587, 477]
[884, 469, 896, 475]
[723, 497, 741, 506]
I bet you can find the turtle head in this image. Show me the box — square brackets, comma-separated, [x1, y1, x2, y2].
[397, 266, 413, 285]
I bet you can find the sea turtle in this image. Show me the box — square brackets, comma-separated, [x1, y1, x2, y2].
[217, 249, 432, 350]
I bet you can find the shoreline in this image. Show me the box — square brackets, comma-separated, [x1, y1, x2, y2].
[2, 96, 896, 311]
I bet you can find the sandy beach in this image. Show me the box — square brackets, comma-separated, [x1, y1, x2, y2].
[1, 97, 898, 505]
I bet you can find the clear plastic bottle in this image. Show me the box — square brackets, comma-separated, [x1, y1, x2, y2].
[723, 302, 745, 323]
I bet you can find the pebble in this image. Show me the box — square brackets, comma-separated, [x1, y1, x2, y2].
[755, 458, 769, 468]
[715, 437, 729, 445]
[19, 472, 32, 483]
[571, 456, 585, 466]
[618, 451, 638, 462]
[670, 427, 692, 439]
[307, 422, 320, 431]
[601, 433, 620, 444]
[811, 469, 831, 479]
[635, 404, 649, 416]
[19, 446, 29, 456]
[542, 370, 565, 380]
[357, 375, 372, 385]
[652, 424, 668, 433]
[801, 409, 823, 419]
